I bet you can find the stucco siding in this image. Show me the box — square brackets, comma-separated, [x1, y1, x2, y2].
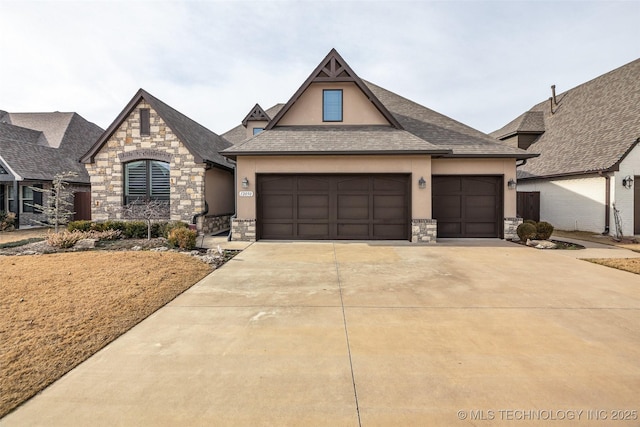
[205, 167, 234, 216]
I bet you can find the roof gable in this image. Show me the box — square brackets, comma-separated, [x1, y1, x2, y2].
[241, 104, 271, 126]
[81, 89, 233, 168]
[266, 48, 402, 130]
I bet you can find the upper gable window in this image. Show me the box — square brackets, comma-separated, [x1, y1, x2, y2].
[140, 108, 151, 136]
[252, 127, 264, 136]
[323, 90, 343, 122]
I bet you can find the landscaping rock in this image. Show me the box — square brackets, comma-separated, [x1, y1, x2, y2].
[131, 246, 143, 251]
[526, 239, 557, 249]
[74, 239, 96, 250]
[150, 247, 169, 252]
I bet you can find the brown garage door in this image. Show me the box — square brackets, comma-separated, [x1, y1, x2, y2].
[258, 174, 409, 240]
[432, 176, 503, 238]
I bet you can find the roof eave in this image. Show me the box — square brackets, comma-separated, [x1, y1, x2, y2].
[221, 149, 452, 159]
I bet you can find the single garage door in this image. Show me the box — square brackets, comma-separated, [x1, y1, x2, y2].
[432, 176, 503, 238]
[258, 174, 409, 240]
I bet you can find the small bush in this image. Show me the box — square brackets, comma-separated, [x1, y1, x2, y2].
[46, 230, 86, 248]
[167, 227, 197, 250]
[102, 220, 127, 234]
[536, 221, 554, 240]
[523, 219, 537, 226]
[67, 220, 93, 232]
[0, 211, 16, 231]
[162, 221, 189, 238]
[517, 223, 537, 242]
[87, 229, 122, 241]
[123, 221, 147, 239]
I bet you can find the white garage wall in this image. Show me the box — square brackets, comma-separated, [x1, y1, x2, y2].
[614, 144, 640, 236]
[517, 175, 607, 233]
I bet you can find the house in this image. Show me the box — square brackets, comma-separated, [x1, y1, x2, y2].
[491, 58, 640, 236]
[81, 89, 235, 234]
[0, 111, 103, 228]
[222, 49, 536, 242]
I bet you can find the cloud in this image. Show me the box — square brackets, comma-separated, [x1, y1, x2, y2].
[1, 0, 638, 135]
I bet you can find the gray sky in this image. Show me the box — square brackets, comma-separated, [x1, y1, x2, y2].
[1, 0, 638, 135]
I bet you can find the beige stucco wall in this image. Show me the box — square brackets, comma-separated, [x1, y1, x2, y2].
[205, 167, 234, 215]
[431, 158, 518, 217]
[245, 120, 269, 139]
[235, 155, 431, 219]
[277, 82, 390, 126]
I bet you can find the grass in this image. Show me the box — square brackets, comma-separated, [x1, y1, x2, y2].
[584, 258, 640, 275]
[0, 238, 45, 249]
[0, 251, 213, 418]
[0, 228, 47, 245]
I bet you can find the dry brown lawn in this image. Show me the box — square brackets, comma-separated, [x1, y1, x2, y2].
[0, 251, 212, 418]
[554, 229, 640, 252]
[585, 258, 640, 275]
[0, 228, 47, 245]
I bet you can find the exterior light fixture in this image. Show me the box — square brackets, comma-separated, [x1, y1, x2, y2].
[242, 177, 249, 188]
[507, 179, 517, 190]
[418, 176, 426, 189]
[622, 175, 634, 189]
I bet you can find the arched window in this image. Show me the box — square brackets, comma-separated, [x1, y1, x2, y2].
[124, 160, 170, 204]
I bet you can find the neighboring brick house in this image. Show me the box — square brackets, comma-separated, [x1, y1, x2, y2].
[222, 49, 536, 242]
[491, 58, 640, 236]
[81, 89, 235, 234]
[0, 111, 103, 228]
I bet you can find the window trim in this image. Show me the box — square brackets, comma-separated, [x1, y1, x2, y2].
[124, 159, 170, 205]
[323, 89, 343, 122]
[21, 184, 43, 213]
[140, 108, 151, 136]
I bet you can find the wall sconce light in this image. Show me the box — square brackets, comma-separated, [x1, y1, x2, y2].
[418, 176, 426, 189]
[622, 175, 634, 189]
[507, 179, 517, 190]
[241, 177, 249, 188]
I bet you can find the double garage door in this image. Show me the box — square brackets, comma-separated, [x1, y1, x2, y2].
[257, 174, 410, 240]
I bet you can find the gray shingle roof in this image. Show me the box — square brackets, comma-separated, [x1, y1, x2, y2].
[490, 111, 545, 139]
[224, 125, 450, 156]
[492, 58, 640, 179]
[0, 113, 103, 183]
[223, 104, 284, 146]
[82, 89, 234, 170]
[222, 82, 534, 159]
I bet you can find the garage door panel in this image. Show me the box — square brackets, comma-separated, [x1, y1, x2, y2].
[337, 223, 369, 238]
[433, 176, 502, 238]
[337, 176, 370, 191]
[432, 195, 461, 219]
[298, 195, 329, 219]
[258, 174, 408, 240]
[262, 195, 293, 220]
[262, 223, 294, 238]
[433, 176, 462, 194]
[261, 176, 294, 192]
[337, 194, 369, 220]
[297, 177, 330, 191]
[298, 223, 330, 237]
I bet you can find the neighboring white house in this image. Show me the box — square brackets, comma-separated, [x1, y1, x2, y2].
[491, 58, 640, 236]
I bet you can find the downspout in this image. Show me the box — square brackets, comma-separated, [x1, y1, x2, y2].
[191, 201, 209, 228]
[228, 158, 238, 241]
[13, 180, 19, 230]
[599, 171, 610, 235]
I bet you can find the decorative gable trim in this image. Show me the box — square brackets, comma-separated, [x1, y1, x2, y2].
[241, 104, 271, 127]
[266, 48, 403, 130]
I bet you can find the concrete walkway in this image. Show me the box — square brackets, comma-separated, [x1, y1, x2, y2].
[3, 241, 640, 426]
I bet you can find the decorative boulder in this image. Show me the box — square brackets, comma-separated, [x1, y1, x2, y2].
[74, 239, 96, 250]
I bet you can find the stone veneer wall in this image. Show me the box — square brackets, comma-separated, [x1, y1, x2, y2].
[86, 101, 205, 226]
[504, 217, 523, 240]
[411, 219, 437, 243]
[231, 218, 256, 242]
[202, 213, 233, 235]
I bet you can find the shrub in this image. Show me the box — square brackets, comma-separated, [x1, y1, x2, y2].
[87, 229, 122, 241]
[67, 220, 93, 232]
[123, 221, 147, 239]
[523, 219, 537, 226]
[46, 230, 86, 248]
[167, 227, 197, 250]
[0, 211, 16, 231]
[162, 221, 189, 238]
[536, 221, 554, 240]
[102, 220, 127, 234]
[516, 223, 537, 242]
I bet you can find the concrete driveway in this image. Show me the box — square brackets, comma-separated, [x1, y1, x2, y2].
[3, 240, 640, 426]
